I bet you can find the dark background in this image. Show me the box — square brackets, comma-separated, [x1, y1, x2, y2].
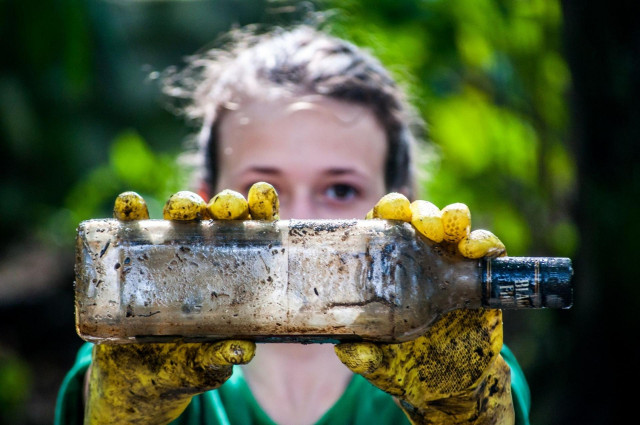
[1, 1, 638, 424]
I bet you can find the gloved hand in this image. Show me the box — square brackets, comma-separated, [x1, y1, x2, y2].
[85, 183, 279, 425]
[335, 193, 515, 425]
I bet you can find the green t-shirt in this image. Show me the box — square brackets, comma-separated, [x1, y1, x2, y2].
[55, 343, 530, 425]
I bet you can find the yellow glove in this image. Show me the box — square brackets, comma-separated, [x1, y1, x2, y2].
[85, 183, 279, 425]
[336, 193, 515, 425]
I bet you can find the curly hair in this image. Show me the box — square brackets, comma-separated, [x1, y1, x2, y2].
[163, 25, 424, 199]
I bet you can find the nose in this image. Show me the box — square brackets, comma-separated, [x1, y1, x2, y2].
[280, 189, 315, 220]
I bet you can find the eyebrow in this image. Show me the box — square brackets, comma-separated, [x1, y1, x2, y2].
[324, 168, 359, 175]
[245, 166, 282, 175]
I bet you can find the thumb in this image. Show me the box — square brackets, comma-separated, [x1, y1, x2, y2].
[202, 340, 256, 366]
[334, 342, 383, 375]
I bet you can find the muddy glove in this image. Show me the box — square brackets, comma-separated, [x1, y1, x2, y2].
[85, 183, 279, 425]
[335, 193, 515, 425]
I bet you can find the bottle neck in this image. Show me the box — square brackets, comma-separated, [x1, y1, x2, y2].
[481, 257, 573, 309]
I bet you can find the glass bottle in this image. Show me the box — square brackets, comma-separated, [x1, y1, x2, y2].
[75, 218, 572, 344]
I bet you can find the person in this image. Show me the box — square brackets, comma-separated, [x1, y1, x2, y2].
[55, 25, 531, 425]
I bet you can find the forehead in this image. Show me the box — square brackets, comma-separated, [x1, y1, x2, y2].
[216, 96, 387, 178]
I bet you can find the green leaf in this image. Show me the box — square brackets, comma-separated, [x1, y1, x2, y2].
[110, 130, 157, 190]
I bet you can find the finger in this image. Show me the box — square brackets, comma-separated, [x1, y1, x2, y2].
[163, 191, 207, 220]
[113, 191, 149, 220]
[458, 229, 506, 259]
[334, 342, 383, 375]
[247, 182, 280, 221]
[410, 200, 444, 242]
[203, 340, 256, 366]
[207, 189, 250, 220]
[441, 202, 471, 243]
[153, 343, 234, 391]
[372, 193, 412, 222]
[338, 341, 410, 397]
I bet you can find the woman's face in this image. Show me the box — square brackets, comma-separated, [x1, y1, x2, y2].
[215, 96, 388, 220]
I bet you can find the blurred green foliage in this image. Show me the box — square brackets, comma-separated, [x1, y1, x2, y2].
[46, 130, 188, 245]
[0, 348, 32, 423]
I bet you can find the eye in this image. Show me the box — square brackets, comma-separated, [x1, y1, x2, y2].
[325, 184, 360, 202]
